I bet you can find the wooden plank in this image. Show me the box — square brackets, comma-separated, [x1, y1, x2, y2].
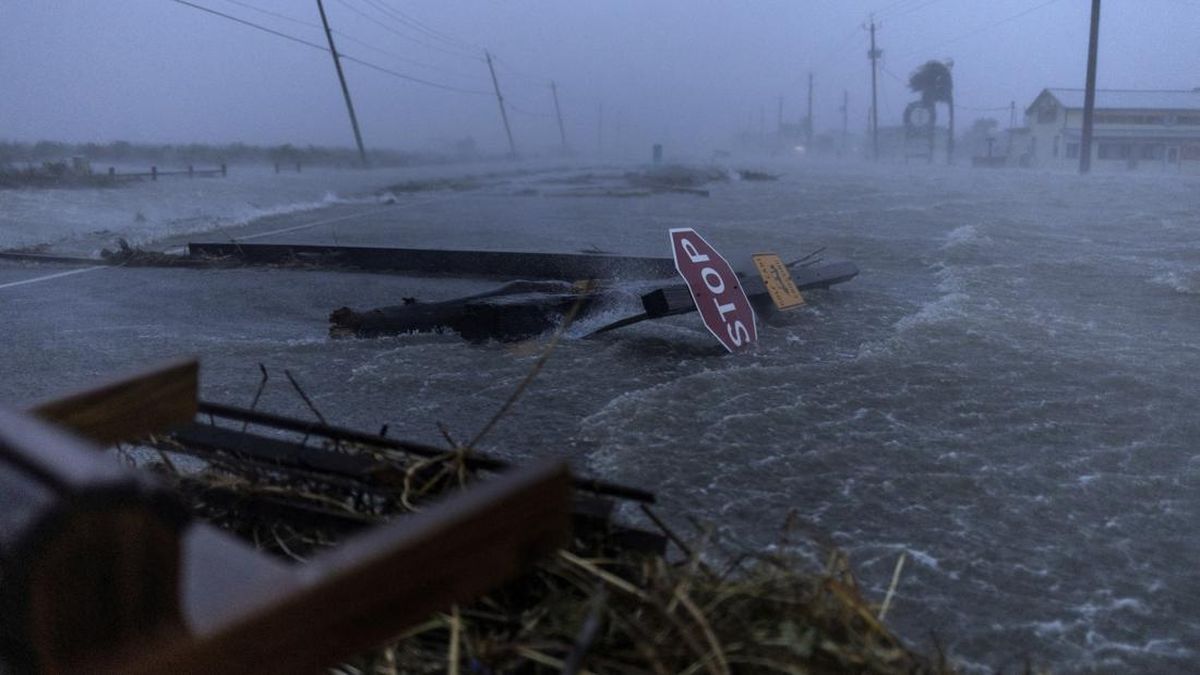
[108, 461, 572, 675]
[0, 406, 140, 492]
[187, 242, 678, 280]
[32, 359, 199, 446]
[0, 408, 189, 674]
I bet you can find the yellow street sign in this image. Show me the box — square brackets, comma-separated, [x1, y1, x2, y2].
[752, 253, 805, 311]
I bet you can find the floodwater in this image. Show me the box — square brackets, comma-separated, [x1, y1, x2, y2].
[3, 160, 1199, 672]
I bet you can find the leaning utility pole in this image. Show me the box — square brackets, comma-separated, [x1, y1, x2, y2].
[867, 16, 881, 161]
[596, 102, 604, 157]
[485, 50, 518, 160]
[807, 72, 814, 150]
[841, 90, 849, 157]
[1079, 0, 1101, 174]
[550, 81, 568, 156]
[315, 0, 367, 166]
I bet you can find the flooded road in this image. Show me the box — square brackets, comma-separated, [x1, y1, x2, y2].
[3, 161, 1199, 672]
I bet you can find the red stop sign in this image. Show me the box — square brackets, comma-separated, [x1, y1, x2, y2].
[669, 228, 757, 352]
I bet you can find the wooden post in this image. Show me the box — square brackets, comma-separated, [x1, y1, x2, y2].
[188, 165, 194, 178]
[551, 81, 568, 156]
[295, 161, 302, 173]
[868, 17, 880, 161]
[597, 102, 603, 158]
[151, 166, 157, 181]
[806, 72, 814, 150]
[220, 163, 227, 177]
[841, 90, 849, 158]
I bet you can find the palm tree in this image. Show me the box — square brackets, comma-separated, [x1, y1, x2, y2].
[909, 60, 955, 163]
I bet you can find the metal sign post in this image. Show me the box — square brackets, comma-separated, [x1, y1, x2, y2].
[668, 228, 757, 352]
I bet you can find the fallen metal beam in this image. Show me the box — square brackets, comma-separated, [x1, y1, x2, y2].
[187, 242, 678, 280]
[166, 422, 665, 554]
[0, 251, 108, 266]
[195, 401, 657, 504]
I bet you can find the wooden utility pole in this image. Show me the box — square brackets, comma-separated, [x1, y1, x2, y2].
[807, 72, 814, 150]
[1079, 0, 1101, 174]
[485, 50, 518, 160]
[868, 17, 881, 161]
[550, 81, 568, 156]
[315, 0, 367, 166]
[596, 102, 604, 157]
[841, 90, 849, 157]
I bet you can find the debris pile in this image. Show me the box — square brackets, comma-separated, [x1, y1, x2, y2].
[145, 403, 955, 674]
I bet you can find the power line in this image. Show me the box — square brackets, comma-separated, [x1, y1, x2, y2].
[811, 23, 863, 72]
[168, 0, 491, 95]
[171, 0, 329, 52]
[332, 29, 486, 81]
[332, 0, 482, 60]
[357, 0, 480, 53]
[216, 0, 322, 30]
[881, 0, 947, 21]
[880, 63, 906, 85]
[872, 0, 923, 16]
[215, 0, 483, 83]
[506, 101, 554, 119]
[339, 54, 491, 94]
[341, 0, 554, 100]
[490, 55, 555, 91]
[893, 0, 1066, 60]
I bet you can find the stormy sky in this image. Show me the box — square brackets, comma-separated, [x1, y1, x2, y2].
[2, 1, 1197, 156]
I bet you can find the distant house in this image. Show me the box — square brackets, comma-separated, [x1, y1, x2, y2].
[1023, 88, 1200, 171]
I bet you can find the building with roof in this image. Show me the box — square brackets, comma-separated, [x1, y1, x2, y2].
[1022, 88, 1200, 171]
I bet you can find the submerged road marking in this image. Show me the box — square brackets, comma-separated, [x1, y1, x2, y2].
[232, 196, 453, 243]
[0, 266, 107, 291]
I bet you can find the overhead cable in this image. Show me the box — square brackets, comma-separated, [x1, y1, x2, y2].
[169, 0, 492, 95]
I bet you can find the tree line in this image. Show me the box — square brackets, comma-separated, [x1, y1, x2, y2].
[0, 140, 479, 169]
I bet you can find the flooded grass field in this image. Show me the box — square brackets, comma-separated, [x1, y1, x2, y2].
[3, 161, 1199, 672]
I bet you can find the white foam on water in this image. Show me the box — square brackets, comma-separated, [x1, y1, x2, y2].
[1149, 269, 1200, 295]
[940, 224, 991, 251]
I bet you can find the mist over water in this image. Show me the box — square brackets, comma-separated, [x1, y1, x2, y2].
[3, 160, 1199, 671]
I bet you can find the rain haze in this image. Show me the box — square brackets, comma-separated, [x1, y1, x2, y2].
[2, 1, 1200, 673]
[3, 2, 1198, 151]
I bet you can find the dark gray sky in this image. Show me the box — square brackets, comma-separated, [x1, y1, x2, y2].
[3, 1, 1197, 155]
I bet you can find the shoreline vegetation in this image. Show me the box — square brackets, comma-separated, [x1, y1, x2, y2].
[0, 138, 492, 188]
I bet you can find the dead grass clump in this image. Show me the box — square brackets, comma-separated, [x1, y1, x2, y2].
[151, 440, 954, 675]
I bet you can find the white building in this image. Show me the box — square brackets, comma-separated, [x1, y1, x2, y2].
[1022, 88, 1200, 171]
